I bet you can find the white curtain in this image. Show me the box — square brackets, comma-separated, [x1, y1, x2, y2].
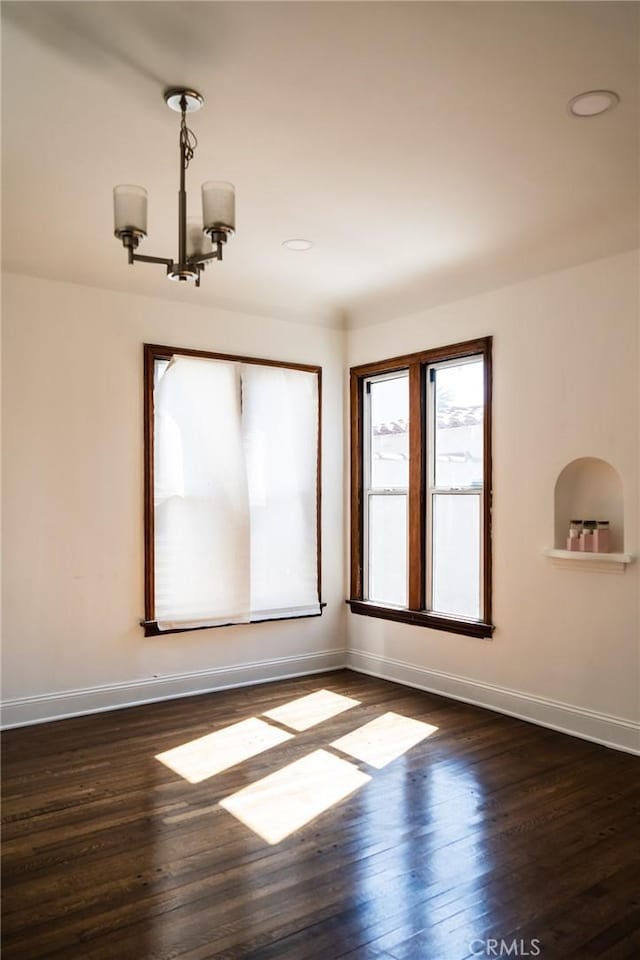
[154, 356, 250, 630]
[153, 356, 319, 630]
[241, 364, 320, 620]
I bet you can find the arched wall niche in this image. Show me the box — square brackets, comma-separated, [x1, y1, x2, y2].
[554, 458, 624, 552]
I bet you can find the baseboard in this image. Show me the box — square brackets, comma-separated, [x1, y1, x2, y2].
[347, 649, 639, 755]
[4, 647, 637, 755]
[1, 649, 347, 729]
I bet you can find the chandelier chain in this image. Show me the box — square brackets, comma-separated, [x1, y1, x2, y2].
[180, 107, 198, 169]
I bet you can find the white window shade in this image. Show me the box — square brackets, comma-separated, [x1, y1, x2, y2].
[152, 355, 320, 630]
[241, 363, 320, 620]
[154, 356, 250, 630]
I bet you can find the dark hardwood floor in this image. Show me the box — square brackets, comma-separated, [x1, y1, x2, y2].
[2, 670, 639, 960]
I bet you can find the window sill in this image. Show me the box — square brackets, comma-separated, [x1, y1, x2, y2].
[142, 604, 326, 637]
[346, 599, 494, 638]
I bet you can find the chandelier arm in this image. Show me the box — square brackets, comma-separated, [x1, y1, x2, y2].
[188, 251, 220, 266]
[130, 253, 175, 268]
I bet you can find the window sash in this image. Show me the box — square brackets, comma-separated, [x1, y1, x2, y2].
[426, 355, 484, 620]
[426, 490, 484, 620]
[362, 370, 409, 603]
[364, 491, 409, 606]
[153, 356, 250, 630]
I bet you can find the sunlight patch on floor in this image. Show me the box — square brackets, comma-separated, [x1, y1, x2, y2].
[331, 712, 438, 769]
[263, 689, 361, 732]
[220, 749, 371, 844]
[155, 717, 293, 784]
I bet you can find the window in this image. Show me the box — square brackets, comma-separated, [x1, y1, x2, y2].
[143, 344, 321, 636]
[349, 337, 493, 638]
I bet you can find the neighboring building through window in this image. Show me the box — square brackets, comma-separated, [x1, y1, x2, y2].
[349, 337, 493, 638]
[143, 344, 321, 636]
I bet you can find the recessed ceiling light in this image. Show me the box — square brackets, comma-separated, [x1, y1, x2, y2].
[568, 90, 620, 118]
[282, 238, 313, 251]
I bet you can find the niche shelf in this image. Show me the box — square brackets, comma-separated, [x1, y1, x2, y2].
[544, 548, 633, 573]
[547, 457, 633, 573]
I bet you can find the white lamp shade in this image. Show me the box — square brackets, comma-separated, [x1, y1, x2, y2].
[187, 220, 213, 259]
[202, 181, 235, 233]
[114, 185, 148, 237]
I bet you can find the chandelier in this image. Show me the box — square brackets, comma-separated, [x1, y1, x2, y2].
[113, 88, 235, 286]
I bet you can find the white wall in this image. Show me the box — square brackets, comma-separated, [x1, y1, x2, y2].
[347, 251, 640, 752]
[3, 252, 639, 751]
[1, 273, 346, 724]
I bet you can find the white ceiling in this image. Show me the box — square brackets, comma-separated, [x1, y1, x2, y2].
[2, 1, 638, 328]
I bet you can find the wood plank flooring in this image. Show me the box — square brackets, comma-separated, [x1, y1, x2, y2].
[2, 670, 639, 960]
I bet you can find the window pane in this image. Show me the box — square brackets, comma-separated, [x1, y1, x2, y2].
[370, 374, 409, 488]
[432, 494, 480, 619]
[154, 357, 250, 629]
[434, 360, 483, 489]
[368, 494, 407, 606]
[241, 364, 320, 619]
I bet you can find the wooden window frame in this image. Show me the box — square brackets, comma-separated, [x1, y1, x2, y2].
[348, 336, 493, 639]
[142, 343, 323, 637]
